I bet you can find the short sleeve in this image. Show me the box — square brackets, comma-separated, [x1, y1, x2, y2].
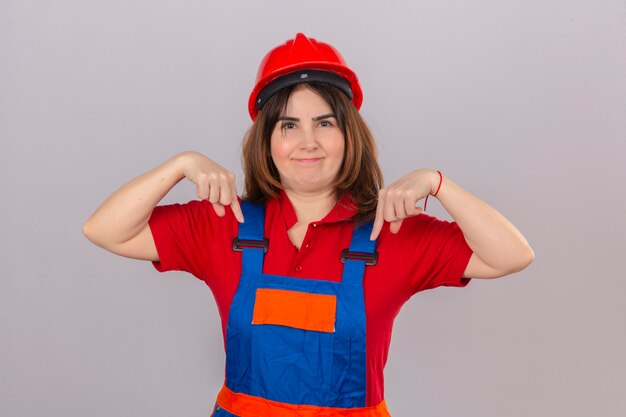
[398, 213, 473, 294]
[148, 200, 237, 280]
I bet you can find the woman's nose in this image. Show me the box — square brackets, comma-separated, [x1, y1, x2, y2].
[299, 127, 318, 149]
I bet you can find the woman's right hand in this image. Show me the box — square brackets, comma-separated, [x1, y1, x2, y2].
[179, 151, 245, 223]
[83, 151, 244, 261]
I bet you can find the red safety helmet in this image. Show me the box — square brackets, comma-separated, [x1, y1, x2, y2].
[248, 33, 363, 120]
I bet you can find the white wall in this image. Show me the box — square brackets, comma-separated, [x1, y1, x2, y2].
[2, 1, 625, 416]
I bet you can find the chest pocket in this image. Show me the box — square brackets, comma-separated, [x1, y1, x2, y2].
[252, 288, 337, 333]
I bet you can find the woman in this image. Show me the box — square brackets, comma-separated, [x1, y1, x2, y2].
[83, 33, 534, 417]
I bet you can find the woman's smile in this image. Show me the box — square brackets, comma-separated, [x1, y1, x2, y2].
[293, 157, 324, 163]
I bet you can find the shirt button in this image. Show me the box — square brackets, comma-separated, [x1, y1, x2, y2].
[295, 265, 303, 272]
[305, 243, 310, 249]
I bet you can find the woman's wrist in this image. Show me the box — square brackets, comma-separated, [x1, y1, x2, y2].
[430, 170, 443, 197]
[422, 169, 443, 212]
[172, 151, 197, 180]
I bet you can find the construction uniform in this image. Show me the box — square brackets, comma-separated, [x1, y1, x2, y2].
[149, 193, 472, 415]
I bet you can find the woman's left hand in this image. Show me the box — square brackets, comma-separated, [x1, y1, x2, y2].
[370, 169, 439, 240]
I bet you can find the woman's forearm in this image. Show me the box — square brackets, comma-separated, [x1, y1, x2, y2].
[435, 173, 534, 274]
[82, 153, 186, 248]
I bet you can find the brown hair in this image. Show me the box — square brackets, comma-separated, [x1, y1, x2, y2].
[241, 82, 383, 223]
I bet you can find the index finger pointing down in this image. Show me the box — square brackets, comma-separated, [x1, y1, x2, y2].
[231, 198, 244, 223]
[370, 200, 385, 240]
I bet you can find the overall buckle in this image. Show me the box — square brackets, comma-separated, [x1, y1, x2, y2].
[340, 249, 378, 266]
[232, 238, 269, 253]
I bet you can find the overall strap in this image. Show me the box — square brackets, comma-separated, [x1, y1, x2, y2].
[235, 201, 266, 275]
[341, 221, 377, 286]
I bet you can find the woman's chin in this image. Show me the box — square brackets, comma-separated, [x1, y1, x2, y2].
[285, 179, 334, 195]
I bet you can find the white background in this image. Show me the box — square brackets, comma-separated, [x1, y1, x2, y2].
[2, 1, 625, 416]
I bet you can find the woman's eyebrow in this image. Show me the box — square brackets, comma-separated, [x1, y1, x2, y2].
[278, 116, 299, 122]
[312, 113, 336, 121]
[278, 113, 336, 122]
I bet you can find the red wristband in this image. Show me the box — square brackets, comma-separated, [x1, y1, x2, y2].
[423, 170, 443, 212]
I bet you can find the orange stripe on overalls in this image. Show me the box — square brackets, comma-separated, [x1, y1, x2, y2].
[215, 385, 390, 417]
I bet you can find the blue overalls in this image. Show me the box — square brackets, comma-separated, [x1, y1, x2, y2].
[211, 201, 390, 417]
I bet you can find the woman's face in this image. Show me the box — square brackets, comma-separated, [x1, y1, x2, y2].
[270, 86, 345, 195]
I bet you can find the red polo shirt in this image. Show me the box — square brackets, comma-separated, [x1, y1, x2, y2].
[148, 191, 472, 406]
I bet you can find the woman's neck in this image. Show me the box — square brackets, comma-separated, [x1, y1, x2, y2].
[284, 188, 336, 224]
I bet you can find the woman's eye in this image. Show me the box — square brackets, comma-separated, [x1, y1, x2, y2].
[281, 122, 296, 130]
[319, 120, 333, 127]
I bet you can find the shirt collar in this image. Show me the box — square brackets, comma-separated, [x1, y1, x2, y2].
[277, 189, 356, 229]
